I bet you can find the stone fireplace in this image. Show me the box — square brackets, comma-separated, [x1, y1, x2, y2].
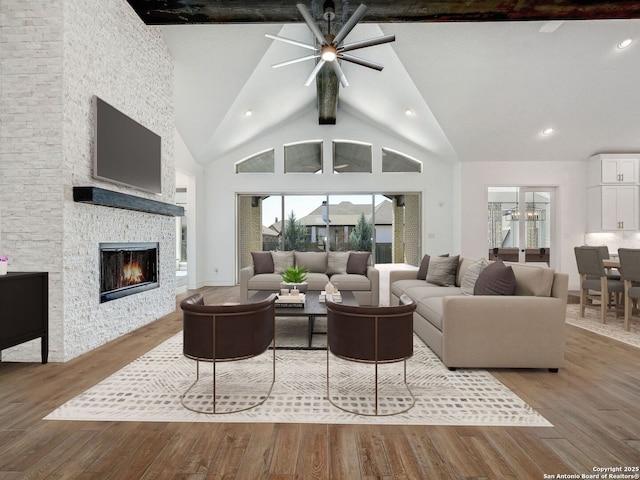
[99, 242, 159, 303]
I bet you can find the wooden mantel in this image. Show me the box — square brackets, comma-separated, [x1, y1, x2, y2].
[73, 186, 184, 217]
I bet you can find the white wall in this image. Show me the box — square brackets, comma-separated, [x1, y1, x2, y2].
[460, 160, 587, 289]
[1, 0, 175, 361]
[175, 129, 205, 289]
[200, 108, 457, 286]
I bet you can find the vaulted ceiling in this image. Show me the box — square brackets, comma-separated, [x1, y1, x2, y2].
[127, 1, 640, 166]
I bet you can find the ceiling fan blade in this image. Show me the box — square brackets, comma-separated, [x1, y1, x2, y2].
[304, 59, 326, 86]
[272, 54, 320, 69]
[296, 3, 328, 46]
[331, 61, 349, 88]
[339, 34, 396, 53]
[265, 33, 319, 52]
[338, 53, 384, 71]
[332, 3, 368, 46]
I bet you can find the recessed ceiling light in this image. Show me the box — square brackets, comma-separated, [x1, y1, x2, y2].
[542, 127, 554, 135]
[243, 110, 253, 117]
[618, 37, 633, 49]
[405, 109, 414, 117]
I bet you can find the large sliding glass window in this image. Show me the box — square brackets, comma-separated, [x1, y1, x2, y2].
[237, 193, 420, 271]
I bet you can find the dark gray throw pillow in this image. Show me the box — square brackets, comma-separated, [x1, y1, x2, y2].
[473, 260, 516, 295]
[416, 254, 430, 280]
[251, 251, 274, 274]
[346, 252, 370, 275]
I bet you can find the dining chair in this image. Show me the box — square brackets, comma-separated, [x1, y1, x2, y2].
[617, 248, 640, 331]
[594, 245, 621, 280]
[574, 246, 624, 323]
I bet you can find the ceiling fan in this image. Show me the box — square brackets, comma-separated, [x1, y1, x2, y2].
[265, 1, 395, 88]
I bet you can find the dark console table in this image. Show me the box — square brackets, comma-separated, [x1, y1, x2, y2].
[0, 272, 49, 364]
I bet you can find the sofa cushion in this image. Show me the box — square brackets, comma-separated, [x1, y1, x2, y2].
[417, 254, 430, 280]
[416, 297, 445, 331]
[426, 255, 459, 286]
[327, 251, 350, 275]
[395, 282, 462, 302]
[251, 252, 274, 274]
[329, 273, 371, 291]
[271, 251, 294, 273]
[347, 252, 370, 275]
[474, 260, 516, 295]
[306, 272, 331, 290]
[391, 279, 429, 299]
[294, 251, 327, 273]
[248, 273, 283, 290]
[508, 262, 555, 297]
[460, 258, 489, 295]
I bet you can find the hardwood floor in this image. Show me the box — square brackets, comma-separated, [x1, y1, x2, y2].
[1, 285, 639, 479]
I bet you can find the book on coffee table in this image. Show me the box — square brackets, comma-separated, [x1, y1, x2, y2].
[318, 292, 342, 303]
[276, 293, 306, 307]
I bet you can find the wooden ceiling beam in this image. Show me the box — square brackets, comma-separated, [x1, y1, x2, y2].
[127, 1, 640, 25]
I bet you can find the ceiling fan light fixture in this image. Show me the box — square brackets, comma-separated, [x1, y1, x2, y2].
[321, 45, 338, 62]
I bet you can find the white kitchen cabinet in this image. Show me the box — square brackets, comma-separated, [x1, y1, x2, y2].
[588, 154, 639, 185]
[587, 185, 638, 231]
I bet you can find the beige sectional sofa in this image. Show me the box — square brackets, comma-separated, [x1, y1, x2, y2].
[240, 250, 379, 306]
[389, 257, 569, 371]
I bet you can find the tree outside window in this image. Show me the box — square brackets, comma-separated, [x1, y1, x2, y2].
[284, 210, 307, 251]
[349, 213, 372, 252]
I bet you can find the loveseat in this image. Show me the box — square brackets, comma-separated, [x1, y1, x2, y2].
[240, 250, 380, 306]
[389, 256, 568, 371]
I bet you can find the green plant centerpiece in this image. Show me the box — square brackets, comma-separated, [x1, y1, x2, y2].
[280, 265, 309, 293]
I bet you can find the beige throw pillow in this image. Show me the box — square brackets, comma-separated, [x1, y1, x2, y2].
[326, 251, 350, 275]
[460, 258, 488, 295]
[271, 251, 294, 274]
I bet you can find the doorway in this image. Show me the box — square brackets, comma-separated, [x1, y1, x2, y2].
[487, 187, 554, 266]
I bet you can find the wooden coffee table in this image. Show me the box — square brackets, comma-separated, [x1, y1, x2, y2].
[248, 290, 357, 348]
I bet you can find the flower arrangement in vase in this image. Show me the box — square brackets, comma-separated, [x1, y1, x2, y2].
[0, 256, 8, 275]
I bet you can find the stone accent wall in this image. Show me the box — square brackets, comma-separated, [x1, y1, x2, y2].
[0, 0, 175, 361]
[392, 200, 405, 263]
[404, 194, 421, 266]
[1, 0, 65, 360]
[238, 196, 263, 269]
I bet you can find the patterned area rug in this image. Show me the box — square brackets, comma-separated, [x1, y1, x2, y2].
[565, 304, 640, 348]
[45, 326, 551, 426]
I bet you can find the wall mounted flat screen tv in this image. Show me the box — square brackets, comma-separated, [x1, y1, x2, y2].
[94, 96, 162, 194]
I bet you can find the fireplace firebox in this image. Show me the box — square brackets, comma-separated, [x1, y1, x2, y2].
[99, 242, 159, 303]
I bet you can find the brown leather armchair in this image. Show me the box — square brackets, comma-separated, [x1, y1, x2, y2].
[325, 294, 417, 416]
[180, 292, 277, 414]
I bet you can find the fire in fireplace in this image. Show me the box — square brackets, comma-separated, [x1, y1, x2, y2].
[99, 242, 159, 303]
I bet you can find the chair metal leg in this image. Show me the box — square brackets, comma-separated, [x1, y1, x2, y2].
[326, 351, 415, 416]
[181, 338, 276, 414]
